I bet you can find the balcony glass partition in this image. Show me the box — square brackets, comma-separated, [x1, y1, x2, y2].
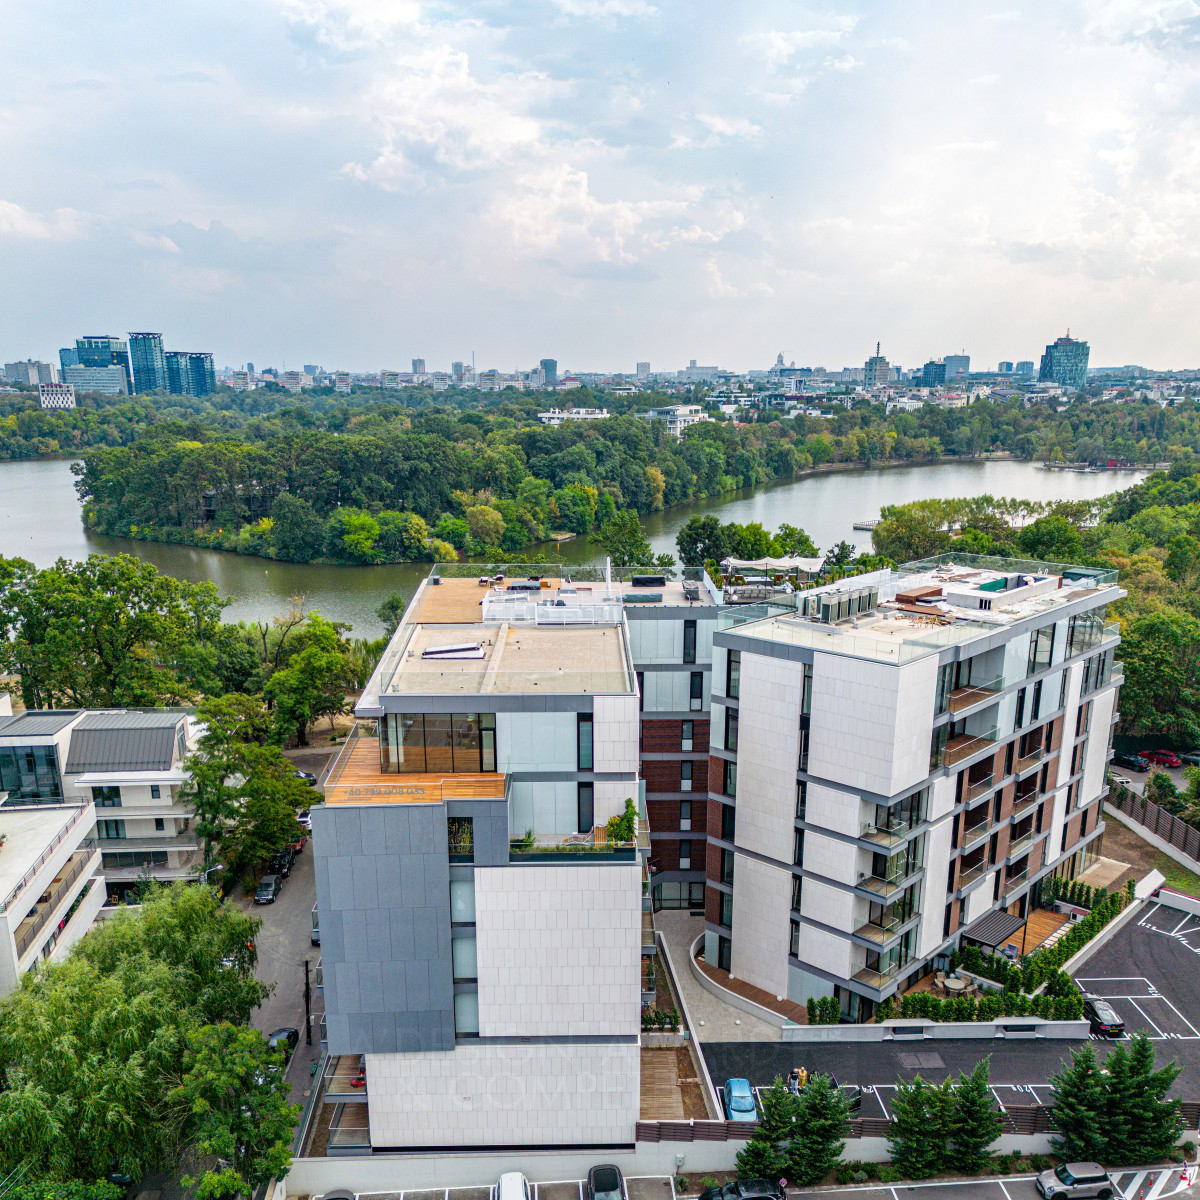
[381, 713, 496, 773]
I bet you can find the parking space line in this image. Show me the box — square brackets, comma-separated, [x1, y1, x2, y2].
[1139, 903, 1163, 926]
[1129, 998, 1168, 1037]
[874, 1084, 892, 1120]
[1156, 992, 1200, 1039]
[998, 1182, 1013, 1200]
[1124, 1169, 1148, 1198]
[990, 1086, 1007, 1112]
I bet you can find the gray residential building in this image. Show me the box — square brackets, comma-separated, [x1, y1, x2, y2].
[129, 332, 168, 393]
[60, 337, 133, 393]
[3, 359, 57, 385]
[62, 365, 130, 395]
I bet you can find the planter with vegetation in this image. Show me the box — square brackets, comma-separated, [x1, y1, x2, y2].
[641, 1007, 681, 1033]
[806, 995, 841, 1024]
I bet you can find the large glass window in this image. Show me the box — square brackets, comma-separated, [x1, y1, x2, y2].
[721, 848, 735, 884]
[678, 840, 693, 870]
[1027, 625, 1055, 676]
[727, 650, 741, 699]
[454, 990, 479, 1037]
[97, 819, 126, 841]
[680, 761, 693, 792]
[449, 878, 476, 923]
[681, 720, 694, 751]
[448, 817, 474, 862]
[577, 782, 594, 834]
[0, 745, 63, 804]
[719, 891, 733, 927]
[801, 663, 813, 715]
[452, 936, 478, 982]
[724, 708, 739, 752]
[679, 798, 692, 829]
[721, 803, 736, 842]
[383, 713, 496, 774]
[723, 759, 737, 798]
[577, 713, 594, 770]
[683, 620, 697, 665]
[690, 671, 704, 711]
[92, 785, 121, 808]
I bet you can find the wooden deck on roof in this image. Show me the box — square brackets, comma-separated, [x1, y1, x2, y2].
[412, 576, 564, 624]
[694, 954, 809, 1024]
[1016, 906, 1069, 954]
[324, 737, 504, 805]
[640, 1048, 686, 1120]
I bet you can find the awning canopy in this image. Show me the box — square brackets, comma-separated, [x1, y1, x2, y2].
[961, 909, 1025, 951]
[720, 555, 825, 574]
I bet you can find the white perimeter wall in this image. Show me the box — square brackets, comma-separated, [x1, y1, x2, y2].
[474, 863, 640, 1037]
[365, 1039, 639, 1149]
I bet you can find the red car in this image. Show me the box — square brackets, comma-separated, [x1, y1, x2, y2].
[1144, 749, 1183, 767]
[290, 832, 308, 854]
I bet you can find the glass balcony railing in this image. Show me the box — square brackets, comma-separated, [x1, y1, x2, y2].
[859, 864, 921, 900]
[860, 816, 909, 848]
[947, 675, 1004, 713]
[961, 817, 991, 851]
[1005, 865, 1030, 893]
[853, 961, 900, 988]
[940, 728, 999, 768]
[853, 911, 913, 945]
[1011, 788, 1041, 815]
[966, 773, 996, 803]
[958, 859, 991, 890]
[1007, 829, 1038, 859]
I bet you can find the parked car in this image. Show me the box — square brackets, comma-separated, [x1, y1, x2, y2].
[1180, 750, 1200, 767]
[722, 1077, 759, 1122]
[586, 1165, 624, 1200]
[297, 809, 313, 830]
[698, 1182, 784, 1200]
[255, 874, 282, 904]
[290, 831, 308, 855]
[1036, 1162, 1115, 1198]
[268, 848, 296, 878]
[1143, 749, 1183, 767]
[496, 1173, 531, 1200]
[1082, 995, 1125, 1038]
[266, 1025, 300, 1066]
[293, 768, 318, 785]
[1112, 751, 1149, 772]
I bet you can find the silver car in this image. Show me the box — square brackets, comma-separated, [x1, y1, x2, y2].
[1036, 1162, 1114, 1199]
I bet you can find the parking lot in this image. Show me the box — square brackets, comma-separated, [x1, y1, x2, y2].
[359, 1179, 674, 1200]
[705, 897, 1200, 1111]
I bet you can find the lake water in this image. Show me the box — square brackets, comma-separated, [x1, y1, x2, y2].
[8, 457, 1146, 635]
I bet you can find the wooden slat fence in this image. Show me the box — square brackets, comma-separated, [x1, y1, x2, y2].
[1109, 784, 1200, 864]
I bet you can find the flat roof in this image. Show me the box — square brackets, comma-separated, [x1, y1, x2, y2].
[0, 805, 84, 901]
[323, 736, 504, 806]
[0, 711, 80, 738]
[388, 621, 632, 695]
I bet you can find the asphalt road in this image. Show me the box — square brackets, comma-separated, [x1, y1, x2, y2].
[237, 835, 323, 1107]
[798, 1167, 1196, 1200]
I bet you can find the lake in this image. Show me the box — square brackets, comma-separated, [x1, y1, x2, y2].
[9, 457, 1146, 635]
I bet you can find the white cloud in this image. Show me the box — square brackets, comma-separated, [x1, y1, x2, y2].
[746, 19, 860, 69]
[822, 54, 861, 72]
[0, 200, 88, 240]
[550, 0, 657, 15]
[275, 0, 422, 49]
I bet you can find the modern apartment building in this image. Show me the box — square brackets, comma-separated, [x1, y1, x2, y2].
[313, 570, 646, 1151]
[3, 359, 57, 385]
[62, 365, 130, 395]
[38, 382, 76, 410]
[0, 709, 200, 898]
[645, 404, 711, 437]
[1039, 335, 1090, 391]
[129, 332, 168, 392]
[704, 554, 1121, 1021]
[165, 350, 217, 397]
[59, 337, 133, 393]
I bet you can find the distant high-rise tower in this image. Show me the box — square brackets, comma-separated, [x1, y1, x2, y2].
[61, 336, 132, 393]
[864, 341, 891, 387]
[922, 359, 947, 387]
[1038, 333, 1090, 390]
[540, 358, 558, 388]
[165, 351, 216, 397]
[1014, 360, 1035, 376]
[411, 358, 426, 374]
[943, 353, 970, 380]
[128, 332, 167, 393]
[636, 361, 650, 380]
[998, 361, 1014, 374]
[451, 360, 465, 382]
[246, 361, 255, 374]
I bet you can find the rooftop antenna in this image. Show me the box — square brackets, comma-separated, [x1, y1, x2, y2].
[876, 341, 881, 357]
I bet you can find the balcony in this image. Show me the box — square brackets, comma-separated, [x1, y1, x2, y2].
[1014, 746, 1044, 774]
[947, 676, 1003, 714]
[509, 832, 637, 863]
[853, 961, 900, 988]
[853, 911, 913, 946]
[1007, 829, 1039, 860]
[314, 959, 323, 992]
[860, 815, 910, 849]
[97, 830, 199, 853]
[961, 815, 991, 852]
[859, 863, 921, 901]
[326, 1102, 370, 1154]
[1005, 865, 1030, 894]
[941, 729, 998, 767]
[957, 859, 991, 891]
[13, 844, 100, 959]
[323, 1054, 367, 1103]
[966, 773, 996, 804]
[1011, 788, 1041, 817]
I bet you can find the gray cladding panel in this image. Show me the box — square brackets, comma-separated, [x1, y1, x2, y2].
[314, 803, 455, 1056]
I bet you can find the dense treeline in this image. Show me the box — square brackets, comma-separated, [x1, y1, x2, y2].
[870, 459, 1200, 741]
[72, 392, 1200, 564]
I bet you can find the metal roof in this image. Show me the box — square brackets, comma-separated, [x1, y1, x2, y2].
[0, 710, 81, 737]
[960, 909, 1026, 950]
[65, 711, 186, 774]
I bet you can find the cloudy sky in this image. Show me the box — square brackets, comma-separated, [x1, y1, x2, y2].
[2, 1, 1198, 372]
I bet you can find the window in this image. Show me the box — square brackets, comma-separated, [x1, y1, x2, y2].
[789, 920, 801, 957]
[102, 850, 167, 869]
[723, 759, 737, 798]
[680, 761, 693, 792]
[452, 936, 478, 982]
[717, 934, 732, 971]
[448, 817, 474, 862]
[450, 878, 476, 923]
[727, 650, 741, 699]
[1014, 688, 1026, 729]
[791, 874, 803, 912]
[577, 713, 594, 770]
[1076, 701, 1091, 737]
[793, 829, 804, 866]
[1059, 670, 1069, 708]
[1004, 741, 1015, 777]
[690, 671, 704, 712]
[678, 840, 693, 870]
[935, 661, 955, 716]
[1031, 679, 1043, 721]
[577, 783, 594, 834]
[154, 817, 165, 832]
[683, 619, 697, 665]
[0, 744, 63, 803]
[801, 663, 813, 715]
[97, 819, 126, 841]
[681, 719, 694, 751]
[637, 671, 645, 711]
[680, 798, 693, 830]
[92, 785, 121, 808]
[721, 848, 735, 885]
[1027, 625, 1055, 676]
[719, 891, 734, 928]
[724, 708, 738, 752]
[454, 990, 480, 1037]
[150, 785, 161, 800]
[721, 803, 736, 842]
[798, 724, 810, 772]
[796, 780, 807, 820]
[383, 713, 496, 774]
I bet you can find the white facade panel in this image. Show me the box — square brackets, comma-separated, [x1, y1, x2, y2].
[593, 695, 639, 773]
[730, 853, 791, 997]
[498, 712, 578, 773]
[805, 782, 861, 838]
[475, 864, 640, 1037]
[964, 874, 1000, 923]
[799, 877, 855, 933]
[366, 1039, 639, 1148]
[1082, 687, 1116, 803]
[730, 653, 802, 861]
[918, 816, 954, 957]
[804, 830, 857, 888]
[796, 921, 853, 981]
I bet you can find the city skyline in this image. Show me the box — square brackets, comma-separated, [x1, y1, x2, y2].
[2, 2, 1197, 370]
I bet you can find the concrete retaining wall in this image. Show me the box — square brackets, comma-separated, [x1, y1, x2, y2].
[687, 934, 794, 1031]
[1153, 887, 1200, 917]
[782, 1017, 1087, 1043]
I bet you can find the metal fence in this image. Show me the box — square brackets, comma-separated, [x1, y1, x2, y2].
[1108, 783, 1200, 865]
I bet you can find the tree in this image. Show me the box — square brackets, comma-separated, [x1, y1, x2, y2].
[1049, 1045, 1108, 1162]
[269, 492, 326, 562]
[1123, 1031, 1182, 1160]
[465, 504, 506, 546]
[786, 1073, 849, 1185]
[825, 540, 856, 569]
[597, 511, 654, 568]
[677, 515, 729, 565]
[174, 1024, 300, 1200]
[774, 523, 819, 558]
[325, 507, 380, 563]
[264, 613, 352, 745]
[0, 553, 225, 709]
[888, 1075, 952, 1178]
[947, 1058, 1001, 1173]
[1117, 609, 1200, 741]
[376, 590, 407, 635]
[735, 1079, 797, 1178]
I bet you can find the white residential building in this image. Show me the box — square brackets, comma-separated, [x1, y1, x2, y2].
[645, 404, 712, 437]
[705, 555, 1122, 1020]
[537, 407, 611, 425]
[38, 382, 76, 409]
